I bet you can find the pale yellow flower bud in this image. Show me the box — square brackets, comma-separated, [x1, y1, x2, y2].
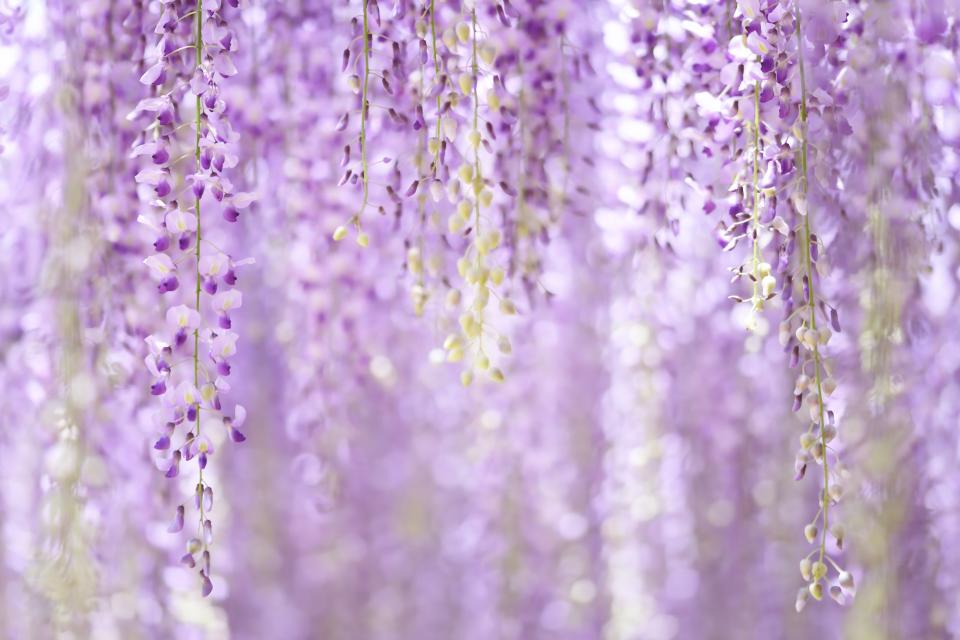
[446, 177, 461, 201]
[487, 89, 501, 111]
[448, 214, 465, 234]
[442, 28, 457, 51]
[332, 225, 348, 241]
[761, 274, 777, 297]
[811, 561, 827, 581]
[458, 73, 473, 96]
[473, 286, 490, 311]
[455, 21, 471, 44]
[479, 189, 493, 208]
[408, 247, 423, 275]
[804, 524, 818, 543]
[479, 43, 497, 65]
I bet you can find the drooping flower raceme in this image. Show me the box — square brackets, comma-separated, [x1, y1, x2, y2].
[134, 0, 249, 598]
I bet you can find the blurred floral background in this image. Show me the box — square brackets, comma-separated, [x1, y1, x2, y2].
[0, 0, 959, 638]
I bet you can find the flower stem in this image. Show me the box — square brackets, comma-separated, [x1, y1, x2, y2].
[430, 0, 443, 175]
[194, 0, 206, 530]
[471, 8, 481, 236]
[356, 0, 371, 227]
[794, 5, 830, 565]
[751, 80, 761, 303]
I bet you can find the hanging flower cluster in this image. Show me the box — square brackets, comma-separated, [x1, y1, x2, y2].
[134, 0, 248, 598]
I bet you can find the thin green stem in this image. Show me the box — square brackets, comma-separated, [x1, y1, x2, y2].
[558, 34, 570, 217]
[794, 5, 829, 566]
[356, 0, 371, 228]
[194, 0, 206, 532]
[750, 81, 761, 304]
[471, 9, 485, 355]
[430, 0, 443, 176]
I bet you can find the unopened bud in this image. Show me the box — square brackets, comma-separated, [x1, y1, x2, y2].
[812, 560, 827, 580]
[809, 582, 823, 600]
[458, 72, 474, 96]
[479, 43, 497, 66]
[761, 274, 777, 297]
[804, 524, 818, 543]
[800, 558, 812, 581]
[448, 214, 466, 234]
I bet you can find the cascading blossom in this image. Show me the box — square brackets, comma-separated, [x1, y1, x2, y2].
[134, 0, 249, 598]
